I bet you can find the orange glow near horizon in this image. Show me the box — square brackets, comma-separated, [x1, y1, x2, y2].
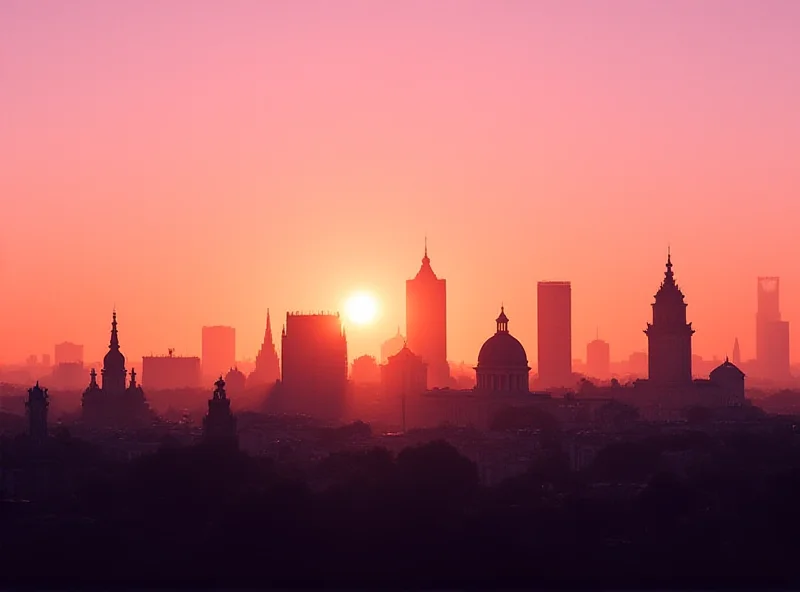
[2, 2, 800, 369]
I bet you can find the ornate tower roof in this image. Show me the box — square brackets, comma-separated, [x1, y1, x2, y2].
[413, 238, 438, 281]
[103, 310, 126, 369]
[654, 249, 686, 302]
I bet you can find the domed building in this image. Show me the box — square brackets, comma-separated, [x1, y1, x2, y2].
[475, 307, 530, 393]
[224, 366, 247, 395]
[82, 311, 153, 427]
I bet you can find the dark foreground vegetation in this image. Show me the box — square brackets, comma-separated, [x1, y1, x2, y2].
[3, 429, 800, 588]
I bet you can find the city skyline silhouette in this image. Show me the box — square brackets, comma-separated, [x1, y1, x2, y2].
[2, 1, 800, 367]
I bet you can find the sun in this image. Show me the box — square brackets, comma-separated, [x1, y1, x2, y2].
[345, 291, 379, 326]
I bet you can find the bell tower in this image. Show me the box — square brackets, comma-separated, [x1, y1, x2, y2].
[644, 250, 694, 385]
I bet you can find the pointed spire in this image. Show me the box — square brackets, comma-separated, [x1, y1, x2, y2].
[89, 368, 98, 388]
[129, 368, 137, 388]
[422, 236, 430, 265]
[109, 310, 120, 351]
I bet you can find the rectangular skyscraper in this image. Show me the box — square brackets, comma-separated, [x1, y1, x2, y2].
[202, 326, 236, 379]
[756, 277, 791, 380]
[586, 338, 611, 380]
[281, 313, 348, 420]
[537, 281, 572, 388]
[406, 247, 449, 388]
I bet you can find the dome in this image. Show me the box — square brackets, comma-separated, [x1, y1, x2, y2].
[478, 331, 528, 367]
[104, 348, 125, 369]
[224, 367, 247, 392]
[477, 307, 529, 368]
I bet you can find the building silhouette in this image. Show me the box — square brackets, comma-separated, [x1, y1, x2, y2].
[142, 350, 201, 390]
[380, 327, 406, 364]
[537, 281, 572, 387]
[224, 367, 247, 395]
[406, 243, 450, 388]
[248, 310, 281, 387]
[81, 312, 152, 427]
[732, 337, 741, 366]
[381, 345, 427, 399]
[201, 326, 236, 380]
[586, 337, 611, 380]
[203, 376, 238, 449]
[755, 277, 791, 380]
[475, 307, 530, 393]
[281, 312, 348, 420]
[645, 252, 694, 385]
[54, 341, 83, 366]
[351, 355, 381, 384]
[26, 382, 49, 443]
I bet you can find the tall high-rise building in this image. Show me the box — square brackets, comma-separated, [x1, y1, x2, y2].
[202, 326, 236, 379]
[281, 313, 348, 419]
[537, 281, 572, 387]
[644, 252, 694, 385]
[248, 310, 281, 387]
[406, 243, 449, 388]
[732, 337, 741, 366]
[586, 337, 611, 380]
[756, 277, 791, 379]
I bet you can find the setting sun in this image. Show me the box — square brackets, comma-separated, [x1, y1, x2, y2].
[345, 291, 379, 326]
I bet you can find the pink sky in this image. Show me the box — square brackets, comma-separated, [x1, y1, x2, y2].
[1, 0, 799, 368]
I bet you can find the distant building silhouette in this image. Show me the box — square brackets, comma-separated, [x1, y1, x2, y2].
[142, 350, 201, 390]
[755, 277, 791, 380]
[224, 367, 247, 395]
[281, 312, 348, 420]
[54, 341, 83, 366]
[203, 376, 238, 449]
[645, 252, 694, 385]
[475, 307, 530, 393]
[202, 326, 236, 380]
[586, 337, 611, 380]
[406, 242, 450, 388]
[81, 312, 152, 427]
[351, 355, 381, 385]
[26, 382, 49, 443]
[248, 310, 280, 387]
[381, 345, 427, 399]
[537, 281, 572, 387]
[380, 326, 406, 364]
[732, 337, 742, 366]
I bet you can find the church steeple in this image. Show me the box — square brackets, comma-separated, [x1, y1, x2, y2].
[109, 309, 120, 351]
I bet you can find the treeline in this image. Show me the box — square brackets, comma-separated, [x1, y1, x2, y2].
[3, 430, 800, 588]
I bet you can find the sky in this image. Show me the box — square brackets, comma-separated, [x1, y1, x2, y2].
[1, 0, 800, 368]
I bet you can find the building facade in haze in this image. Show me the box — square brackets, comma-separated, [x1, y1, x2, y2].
[380, 327, 406, 364]
[142, 351, 201, 390]
[281, 313, 348, 420]
[537, 281, 572, 388]
[644, 252, 694, 385]
[586, 338, 611, 380]
[54, 342, 83, 366]
[406, 244, 449, 388]
[202, 326, 236, 379]
[756, 277, 791, 380]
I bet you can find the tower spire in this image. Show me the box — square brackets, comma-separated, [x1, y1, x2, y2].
[109, 310, 120, 351]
